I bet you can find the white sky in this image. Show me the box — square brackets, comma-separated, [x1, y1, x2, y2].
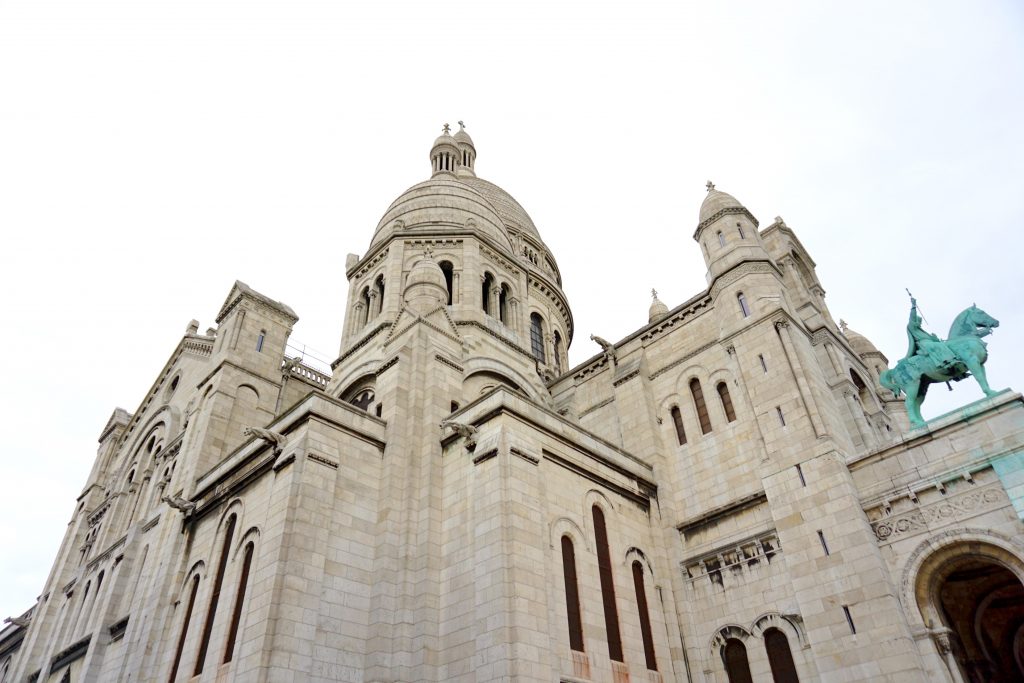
[1, 0, 1022, 620]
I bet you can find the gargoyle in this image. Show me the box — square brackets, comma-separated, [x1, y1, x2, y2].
[590, 334, 617, 364]
[242, 426, 286, 454]
[282, 355, 304, 373]
[161, 495, 196, 515]
[440, 420, 478, 450]
[4, 615, 31, 627]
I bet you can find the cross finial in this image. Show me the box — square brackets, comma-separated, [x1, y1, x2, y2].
[839, 319, 848, 332]
[442, 123, 450, 135]
[651, 288, 658, 300]
[458, 120, 465, 130]
[706, 180, 715, 192]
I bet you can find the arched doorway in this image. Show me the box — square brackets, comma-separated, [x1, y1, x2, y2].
[933, 557, 1024, 682]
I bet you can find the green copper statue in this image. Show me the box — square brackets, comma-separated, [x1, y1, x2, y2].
[880, 298, 999, 427]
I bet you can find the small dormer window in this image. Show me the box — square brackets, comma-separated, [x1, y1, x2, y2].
[256, 330, 266, 352]
[717, 231, 726, 248]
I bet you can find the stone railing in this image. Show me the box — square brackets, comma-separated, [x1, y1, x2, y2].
[182, 335, 213, 357]
[286, 360, 331, 389]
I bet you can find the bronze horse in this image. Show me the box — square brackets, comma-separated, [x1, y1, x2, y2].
[880, 305, 999, 427]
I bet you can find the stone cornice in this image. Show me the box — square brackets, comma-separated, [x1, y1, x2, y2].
[455, 320, 532, 357]
[333, 322, 391, 369]
[694, 206, 759, 239]
[215, 281, 297, 325]
[707, 259, 781, 299]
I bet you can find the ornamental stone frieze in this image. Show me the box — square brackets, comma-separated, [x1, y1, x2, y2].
[869, 482, 1007, 544]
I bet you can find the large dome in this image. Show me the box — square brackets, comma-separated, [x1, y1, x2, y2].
[369, 177, 515, 252]
[459, 176, 543, 243]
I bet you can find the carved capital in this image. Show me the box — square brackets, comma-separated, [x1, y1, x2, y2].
[774, 319, 790, 330]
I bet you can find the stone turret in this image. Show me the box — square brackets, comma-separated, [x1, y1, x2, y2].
[429, 124, 461, 177]
[694, 182, 772, 284]
[453, 121, 476, 177]
[403, 254, 448, 314]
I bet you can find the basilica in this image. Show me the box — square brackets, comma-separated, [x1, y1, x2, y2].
[2, 125, 1023, 683]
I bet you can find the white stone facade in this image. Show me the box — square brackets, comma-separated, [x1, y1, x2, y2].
[2, 126, 1023, 683]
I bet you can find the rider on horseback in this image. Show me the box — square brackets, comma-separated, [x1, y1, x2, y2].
[907, 298, 957, 371]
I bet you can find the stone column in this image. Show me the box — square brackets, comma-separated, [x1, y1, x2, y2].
[844, 388, 875, 449]
[775, 320, 828, 438]
[368, 290, 379, 319]
[453, 272, 461, 304]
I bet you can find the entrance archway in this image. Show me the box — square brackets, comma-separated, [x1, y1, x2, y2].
[934, 557, 1024, 682]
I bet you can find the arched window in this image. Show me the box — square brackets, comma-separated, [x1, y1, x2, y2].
[256, 330, 266, 353]
[717, 231, 726, 247]
[632, 561, 657, 671]
[360, 287, 371, 326]
[223, 541, 255, 663]
[374, 275, 385, 316]
[561, 536, 584, 652]
[169, 574, 200, 683]
[481, 273, 494, 315]
[553, 331, 563, 374]
[737, 292, 750, 318]
[194, 514, 237, 675]
[670, 406, 687, 445]
[717, 382, 737, 422]
[439, 261, 454, 305]
[530, 313, 546, 363]
[723, 638, 753, 683]
[351, 389, 374, 412]
[592, 506, 622, 662]
[850, 369, 870, 406]
[764, 628, 799, 683]
[690, 379, 712, 434]
[499, 284, 510, 324]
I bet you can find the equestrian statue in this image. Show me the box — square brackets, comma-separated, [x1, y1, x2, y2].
[879, 297, 1000, 428]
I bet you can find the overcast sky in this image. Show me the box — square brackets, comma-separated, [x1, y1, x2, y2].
[1, 0, 1021, 620]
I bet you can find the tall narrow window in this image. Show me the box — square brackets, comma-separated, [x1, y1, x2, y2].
[499, 284, 510, 324]
[194, 515, 237, 675]
[759, 354, 768, 373]
[723, 639, 754, 683]
[776, 406, 786, 427]
[717, 231, 726, 247]
[439, 261, 454, 305]
[374, 275, 385, 316]
[670, 406, 687, 445]
[592, 506, 623, 662]
[717, 382, 737, 422]
[223, 542, 255, 663]
[737, 224, 746, 239]
[169, 575, 200, 683]
[360, 287, 371, 326]
[530, 313, 546, 363]
[764, 628, 799, 682]
[737, 292, 750, 318]
[553, 331, 563, 375]
[255, 330, 265, 353]
[560, 536, 584, 652]
[690, 379, 712, 434]
[632, 561, 657, 671]
[481, 273, 494, 314]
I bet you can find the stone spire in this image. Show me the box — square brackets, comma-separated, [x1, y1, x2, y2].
[649, 288, 669, 323]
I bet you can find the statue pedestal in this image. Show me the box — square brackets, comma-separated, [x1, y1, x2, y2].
[912, 388, 1020, 434]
